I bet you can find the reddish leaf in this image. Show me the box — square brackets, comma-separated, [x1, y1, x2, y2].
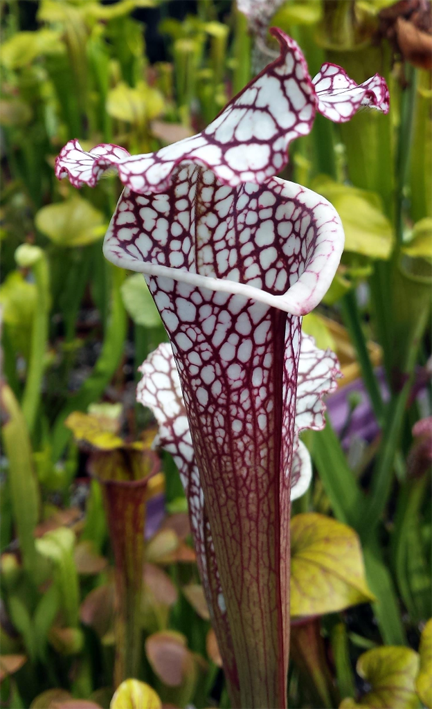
[74, 541, 107, 575]
[0, 654, 26, 681]
[143, 564, 178, 607]
[80, 583, 115, 638]
[30, 690, 71, 709]
[48, 627, 84, 655]
[160, 513, 191, 541]
[145, 632, 193, 687]
[53, 702, 102, 709]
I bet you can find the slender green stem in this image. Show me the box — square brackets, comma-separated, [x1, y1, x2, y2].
[341, 289, 384, 424]
[331, 623, 355, 700]
[392, 475, 429, 619]
[363, 536, 406, 645]
[360, 383, 411, 541]
[370, 261, 394, 384]
[310, 418, 366, 530]
[395, 65, 417, 249]
[232, 9, 251, 95]
[21, 255, 50, 436]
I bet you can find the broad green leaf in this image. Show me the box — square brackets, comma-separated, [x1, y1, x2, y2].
[416, 619, 432, 708]
[403, 219, 432, 259]
[302, 313, 336, 351]
[322, 271, 352, 305]
[312, 177, 394, 259]
[121, 274, 162, 328]
[290, 513, 374, 616]
[35, 196, 106, 247]
[110, 680, 162, 709]
[340, 646, 420, 709]
[0, 30, 63, 68]
[0, 271, 36, 356]
[106, 83, 164, 125]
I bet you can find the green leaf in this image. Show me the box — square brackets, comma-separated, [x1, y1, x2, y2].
[84, 0, 156, 20]
[0, 29, 63, 68]
[0, 384, 40, 578]
[302, 313, 336, 351]
[403, 218, 432, 259]
[106, 82, 165, 125]
[310, 420, 366, 529]
[290, 513, 374, 617]
[14, 246, 50, 434]
[15, 244, 44, 268]
[272, 0, 322, 27]
[341, 646, 420, 709]
[110, 680, 161, 709]
[7, 595, 36, 661]
[0, 271, 36, 357]
[362, 538, 406, 646]
[33, 584, 60, 662]
[36, 528, 80, 628]
[416, 619, 432, 708]
[312, 176, 394, 259]
[35, 196, 106, 247]
[121, 274, 162, 328]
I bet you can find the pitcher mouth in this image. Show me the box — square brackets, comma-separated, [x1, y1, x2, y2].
[103, 177, 344, 318]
